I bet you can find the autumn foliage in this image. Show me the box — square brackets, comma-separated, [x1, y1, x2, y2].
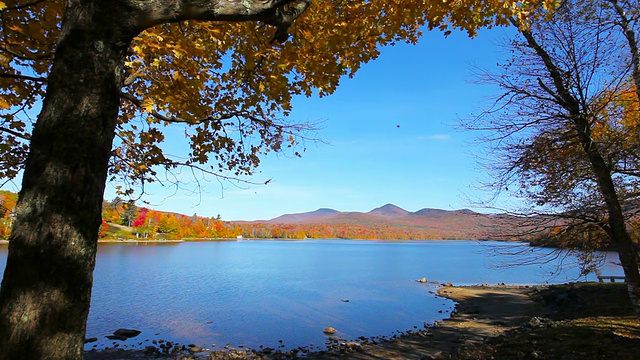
[0, 190, 16, 239]
[4, 192, 532, 242]
[0, 0, 560, 197]
[0, 190, 633, 242]
[94, 196, 510, 241]
[0, 1, 569, 358]
[234, 221, 492, 240]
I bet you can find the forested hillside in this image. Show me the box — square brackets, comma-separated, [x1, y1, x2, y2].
[0, 192, 525, 241]
[236, 204, 521, 240]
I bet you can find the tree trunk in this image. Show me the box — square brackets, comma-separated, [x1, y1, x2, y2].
[0, 2, 135, 359]
[0, 1, 310, 357]
[518, 25, 640, 318]
[574, 115, 640, 317]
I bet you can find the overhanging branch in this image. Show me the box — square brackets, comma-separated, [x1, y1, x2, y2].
[133, 0, 313, 43]
[120, 92, 236, 124]
[0, 126, 31, 140]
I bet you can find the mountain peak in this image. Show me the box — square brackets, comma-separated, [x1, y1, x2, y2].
[368, 204, 409, 217]
[269, 208, 338, 224]
[313, 208, 339, 214]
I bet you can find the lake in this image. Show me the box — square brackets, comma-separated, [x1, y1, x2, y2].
[0, 239, 624, 352]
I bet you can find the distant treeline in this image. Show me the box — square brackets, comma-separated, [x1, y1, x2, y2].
[0, 193, 533, 242]
[99, 197, 509, 241]
[100, 197, 506, 241]
[234, 222, 487, 240]
[1, 193, 490, 241]
[5, 192, 636, 247]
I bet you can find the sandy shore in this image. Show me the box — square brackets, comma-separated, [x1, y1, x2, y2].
[317, 283, 639, 360]
[302, 284, 541, 360]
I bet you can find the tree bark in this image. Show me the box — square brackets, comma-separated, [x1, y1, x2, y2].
[0, 2, 136, 359]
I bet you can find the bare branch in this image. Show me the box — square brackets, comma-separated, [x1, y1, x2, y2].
[537, 77, 566, 106]
[0, 126, 30, 140]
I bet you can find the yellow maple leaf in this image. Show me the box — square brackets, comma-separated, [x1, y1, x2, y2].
[141, 98, 154, 113]
[0, 98, 10, 110]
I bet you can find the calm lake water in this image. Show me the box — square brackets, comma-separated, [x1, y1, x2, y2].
[0, 239, 624, 351]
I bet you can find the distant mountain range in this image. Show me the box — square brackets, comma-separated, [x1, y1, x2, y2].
[252, 204, 521, 240]
[268, 203, 491, 224]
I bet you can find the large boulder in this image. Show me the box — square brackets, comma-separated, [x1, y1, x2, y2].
[112, 328, 142, 339]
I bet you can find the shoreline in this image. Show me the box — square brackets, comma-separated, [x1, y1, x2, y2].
[0, 239, 529, 249]
[0, 238, 528, 244]
[305, 283, 542, 359]
[84, 282, 639, 359]
[83, 283, 545, 360]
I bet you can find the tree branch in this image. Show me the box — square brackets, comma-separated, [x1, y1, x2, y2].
[0, 0, 47, 11]
[0, 126, 31, 140]
[0, 46, 54, 61]
[132, 0, 313, 43]
[537, 77, 566, 106]
[120, 91, 235, 124]
[261, 0, 313, 43]
[510, 17, 583, 114]
[0, 73, 48, 82]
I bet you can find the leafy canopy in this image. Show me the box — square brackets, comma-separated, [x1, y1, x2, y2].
[0, 0, 558, 194]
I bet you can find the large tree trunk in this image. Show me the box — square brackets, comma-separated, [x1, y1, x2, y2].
[0, 2, 135, 359]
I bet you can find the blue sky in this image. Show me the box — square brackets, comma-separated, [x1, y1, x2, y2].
[103, 27, 516, 221]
